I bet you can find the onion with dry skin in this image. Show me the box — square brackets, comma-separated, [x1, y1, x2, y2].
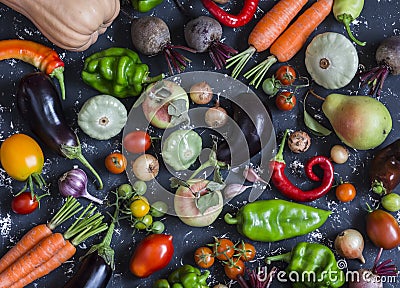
[334, 229, 365, 263]
[132, 154, 160, 181]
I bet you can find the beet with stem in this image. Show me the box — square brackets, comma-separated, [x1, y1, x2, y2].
[130, 16, 196, 74]
[360, 35, 400, 96]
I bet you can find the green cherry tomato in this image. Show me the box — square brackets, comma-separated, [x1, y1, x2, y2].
[381, 193, 400, 212]
[262, 77, 281, 96]
[133, 180, 147, 195]
[134, 214, 153, 230]
[150, 201, 168, 217]
[118, 183, 133, 199]
[151, 221, 165, 234]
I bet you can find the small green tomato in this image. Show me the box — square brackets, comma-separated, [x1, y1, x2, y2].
[151, 221, 165, 234]
[134, 214, 153, 230]
[150, 201, 168, 217]
[118, 183, 133, 198]
[381, 193, 400, 212]
[133, 180, 147, 195]
[262, 77, 280, 96]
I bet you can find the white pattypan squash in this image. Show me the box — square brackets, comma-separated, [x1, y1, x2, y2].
[78, 94, 127, 140]
[305, 32, 359, 89]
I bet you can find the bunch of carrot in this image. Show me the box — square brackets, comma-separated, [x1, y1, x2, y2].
[0, 196, 108, 288]
[226, 0, 333, 88]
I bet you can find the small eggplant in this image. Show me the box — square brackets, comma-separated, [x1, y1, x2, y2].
[216, 97, 272, 166]
[369, 138, 400, 195]
[16, 72, 103, 189]
[63, 222, 116, 288]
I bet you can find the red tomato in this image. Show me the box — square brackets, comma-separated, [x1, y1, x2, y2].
[129, 234, 174, 278]
[224, 258, 245, 280]
[335, 183, 356, 202]
[366, 209, 400, 250]
[104, 152, 127, 174]
[194, 246, 215, 268]
[275, 65, 296, 85]
[275, 91, 296, 111]
[123, 131, 151, 154]
[213, 238, 235, 261]
[11, 192, 39, 214]
[237, 242, 256, 262]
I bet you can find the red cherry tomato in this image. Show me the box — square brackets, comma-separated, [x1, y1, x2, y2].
[237, 242, 256, 262]
[123, 130, 152, 154]
[275, 91, 296, 111]
[194, 246, 215, 269]
[366, 209, 400, 250]
[275, 65, 296, 86]
[213, 238, 235, 261]
[129, 234, 174, 278]
[11, 192, 39, 214]
[104, 152, 127, 174]
[224, 258, 245, 280]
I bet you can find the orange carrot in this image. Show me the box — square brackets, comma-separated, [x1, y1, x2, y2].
[226, 0, 308, 78]
[0, 224, 52, 274]
[9, 240, 76, 288]
[0, 233, 66, 288]
[244, 0, 333, 88]
[270, 0, 334, 62]
[0, 197, 81, 274]
[248, 0, 308, 53]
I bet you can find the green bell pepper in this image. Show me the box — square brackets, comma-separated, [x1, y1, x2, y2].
[162, 130, 202, 171]
[153, 265, 210, 288]
[333, 0, 366, 46]
[224, 199, 331, 242]
[266, 242, 345, 288]
[131, 0, 163, 12]
[82, 47, 163, 98]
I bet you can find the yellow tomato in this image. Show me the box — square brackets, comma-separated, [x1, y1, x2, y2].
[0, 134, 44, 181]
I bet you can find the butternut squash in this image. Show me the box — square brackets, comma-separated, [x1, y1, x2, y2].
[1, 0, 120, 51]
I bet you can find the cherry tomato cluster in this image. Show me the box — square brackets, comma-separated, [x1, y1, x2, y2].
[261, 65, 305, 112]
[194, 237, 256, 281]
[116, 182, 168, 234]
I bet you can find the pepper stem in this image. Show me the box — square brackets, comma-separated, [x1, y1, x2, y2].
[143, 73, 165, 84]
[338, 14, 366, 47]
[274, 129, 289, 163]
[60, 143, 103, 190]
[224, 213, 238, 225]
[265, 251, 292, 264]
[50, 67, 66, 100]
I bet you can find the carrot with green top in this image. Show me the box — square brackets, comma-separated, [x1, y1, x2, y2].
[226, 0, 307, 78]
[244, 0, 334, 88]
[0, 203, 107, 288]
[0, 196, 81, 273]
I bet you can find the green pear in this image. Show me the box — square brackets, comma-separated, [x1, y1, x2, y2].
[322, 94, 392, 150]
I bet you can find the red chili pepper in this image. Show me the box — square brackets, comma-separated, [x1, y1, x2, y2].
[0, 39, 66, 100]
[201, 0, 259, 28]
[270, 129, 334, 202]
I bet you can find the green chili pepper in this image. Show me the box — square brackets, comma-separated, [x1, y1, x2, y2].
[266, 242, 346, 288]
[333, 0, 366, 46]
[224, 199, 331, 242]
[153, 265, 210, 288]
[82, 47, 164, 98]
[131, 0, 163, 12]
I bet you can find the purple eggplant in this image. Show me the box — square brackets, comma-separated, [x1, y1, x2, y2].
[216, 97, 272, 166]
[16, 72, 103, 189]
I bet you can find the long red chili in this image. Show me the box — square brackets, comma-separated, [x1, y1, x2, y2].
[0, 39, 66, 100]
[270, 129, 334, 202]
[201, 0, 259, 28]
